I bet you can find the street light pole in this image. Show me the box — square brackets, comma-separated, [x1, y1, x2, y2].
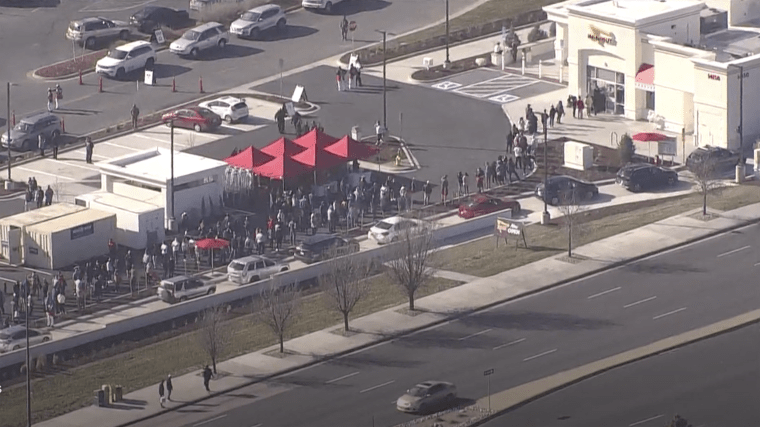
[541, 124, 550, 225]
[26, 286, 32, 426]
[375, 30, 388, 130]
[444, 0, 450, 68]
[7, 82, 12, 181]
[170, 120, 175, 231]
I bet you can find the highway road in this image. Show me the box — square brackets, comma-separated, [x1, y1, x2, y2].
[128, 222, 760, 427]
[482, 323, 760, 427]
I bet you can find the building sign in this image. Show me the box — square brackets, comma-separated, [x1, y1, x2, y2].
[707, 74, 721, 81]
[588, 25, 616, 46]
[28, 247, 38, 255]
[70, 222, 94, 240]
[495, 217, 528, 248]
[658, 139, 677, 156]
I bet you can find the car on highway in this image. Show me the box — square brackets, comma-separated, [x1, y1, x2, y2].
[198, 96, 249, 123]
[685, 145, 741, 174]
[161, 107, 222, 132]
[157, 275, 216, 303]
[227, 255, 289, 284]
[294, 234, 360, 264]
[0, 325, 52, 353]
[458, 195, 521, 219]
[535, 175, 599, 205]
[130, 6, 191, 33]
[302, 0, 346, 14]
[368, 216, 428, 244]
[1, 112, 61, 152]
[170, 22, 229, 58]
[616, 163, 678, 192]
[95, 40, 156, 79]
[66, 17, 132, 49]
[230, 4, 287, 39]
[396, 381, 457, 413]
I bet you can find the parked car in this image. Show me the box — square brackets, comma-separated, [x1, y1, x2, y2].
[535, 175, 599, 205]
[198, 96, 249, 123]
[230, 4, 286, 39]
[302, 0, 347, 14]
[0, 325, 52, 353]
[130, 6, 190, 33]
[294, 234, 360, 264]
[227, 255, 289, 284]
[1, 112, 61, 152]
[458, 195, 521, 219]
[190, 0, 244, 11]
[616, 163, 678, 192]
[686, 145, 742, 174]
[66, 17, 132, 49]
[170, 22, 228, 58]
[157, 275, 216, 303]
[161, 106, 222, 132]
[368, 216, 428, 244]
[396, 381, 457, 413]
[95, 40, 156, 79]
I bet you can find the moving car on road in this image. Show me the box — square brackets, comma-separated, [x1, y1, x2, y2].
[368, 216, 428, 244]
[295, 234, 360, 264]
[686, 145, 741, 174]
[0, 325, 52, 353]
[130, 6, 190, 33]
[161, 106, 222, 132]
[458, 195, 521, 219]
[535, 175, 599, 205]
[227, 255, 289, 284]
[198, 96, 249, 123]
[230, 4, 287, 39]
[616, 163, 678, 192]
[95, 40, 156, 79]
[66, 17, 132, 49]
[302, 0, 346, 14]
[1, 112, 61, 152]
[396, 381, 457, 414]
[170, 22, 229, 58]
[157, 275, 216, 303]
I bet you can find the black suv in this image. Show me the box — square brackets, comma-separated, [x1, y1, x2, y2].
[535, 175, 599, 205]
[686, 146, 741, 174]
[294, 234, 360, 264]
[130, 6, 190, 33]
[616, 163, 678, 192]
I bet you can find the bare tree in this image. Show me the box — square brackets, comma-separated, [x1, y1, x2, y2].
[690, 160, 722, 216]
[198, 304, 229, 374]
[386, 223, 437, 311]
[320, 249, 373, 332]
[556, 193, 585, 258]
[256, 280, 301, 353]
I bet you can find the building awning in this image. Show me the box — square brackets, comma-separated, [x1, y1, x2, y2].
[635, 63, 655, 91]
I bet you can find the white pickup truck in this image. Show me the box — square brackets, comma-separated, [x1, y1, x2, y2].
[302, 0, 348, 14]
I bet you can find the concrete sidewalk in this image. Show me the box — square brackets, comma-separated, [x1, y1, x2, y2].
[36, 200, 760, 427]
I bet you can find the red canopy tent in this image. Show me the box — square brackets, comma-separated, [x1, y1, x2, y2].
[260, 137, 306, 158]
[631, 132, 669, 142]
[291, 145, 346, 170]
[253, 155, 313, 180]
[294, 128, 339, 149]
[224, 146, 274, 170]
[195, 238, 229, 250]
[325, 135, 379, 160]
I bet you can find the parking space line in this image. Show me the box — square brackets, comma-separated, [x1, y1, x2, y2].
[359, 380, 395, 394]
[629, 414, 663, 426]
[102, 142, 141, 151]
[588, 287, 621, 299]
[623, 296, 656, 308]
[193, 414, 227, 426]
[325, 371, 359, 384]
[523, 349, 557, 362]
[41, 159, 100, 172]
[717, 245, 751, 258]
[133, 133, 172, 144]
[15, 166, 75, 180]
[493, 338, 525, 350]
[652, 307, 686, 320]
[221, 124, 247, 131]
[458, 328, 492, 341]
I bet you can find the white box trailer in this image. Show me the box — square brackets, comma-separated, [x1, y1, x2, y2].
[24, 209, 117, 270]
[0, 203, 87, 265]
[75, 191, 165, 250]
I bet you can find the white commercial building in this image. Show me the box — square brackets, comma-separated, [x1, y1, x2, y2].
[0, 204, 87, 265]
[75, 191, 165, 250]
[545, 0, 760, 151]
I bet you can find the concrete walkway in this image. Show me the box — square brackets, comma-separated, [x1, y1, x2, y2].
[36, 200, 760, 427]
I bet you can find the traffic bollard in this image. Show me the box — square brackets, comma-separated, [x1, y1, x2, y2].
[79, 70, 83, 85]
[172, 77, 176, 93]
[99, 77, 103, 93]
[199, 75, 204, 93]
[61, 118, 65, 133]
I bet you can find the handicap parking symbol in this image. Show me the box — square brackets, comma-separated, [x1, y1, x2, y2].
[432, 81, 462, 91]
[488, 93, 520, 104]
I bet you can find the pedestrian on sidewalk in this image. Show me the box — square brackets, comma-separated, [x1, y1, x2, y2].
[130, 104, 140, 130]
[35, 187, 44, 209]
[84, 137, 94, 163]
[47, 88, 54, 112]
[576, 96, 584, 119]
[440, 175, 449, 205]
[462, 172, 469, 196]
[422, 180, 432, 205]
[549, 105, 556, 127]
[355, 58, 363, 87]
[348, 64, 357, 90]
[158, 380, 166, 407]
[507, 157, 520, 183]
[340, 15, 348, 41]
[456, 171, 463, 197]
[44, 185, 53, 206]
[585, 93, 594, 117]
[275, 107, 286, 134]
[202, 365, 212, 392]
[45, 292, 55, 327]
[55, 84, 63, 110]
[24, 189, 33, 211]
[0, 290, 4, 317]
[568, 94, 576, 118]
[166, 374, 173, 401]
[336, 66, 344, 91]
[374, 120, 384, 145]
[38, 133, 46, 157]
[50, 131, 60, 159]
[288, 218, 297, 246]
[556, 100, 564, 124]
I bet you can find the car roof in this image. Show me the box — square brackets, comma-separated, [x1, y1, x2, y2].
[161, 275, 193, 284]
[218, 96, 245, 104]
[379, 216, 407, 225]
[620, 163, 652, 171]
[249, 4, 280, 13]
[231, 255, 272, 263]
[301, 234, 342, 245]
[1, 325, 27, 334]
[416, 380, 450, 388]
[191, 21, 224, 32]
[75, 17, 109, 24]
[116, 40, 151, 51]
[21, 112, 57, 123]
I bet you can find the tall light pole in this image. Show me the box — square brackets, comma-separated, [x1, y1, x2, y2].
[278, 58, 284, 99]
[375, 30, 388, 129]
[25, 279, 32, 426]
[541, 124, 550, 225]
[444, 0, 451, 68]
[7, 82, 12, 181]
[170, 120, 175, 231]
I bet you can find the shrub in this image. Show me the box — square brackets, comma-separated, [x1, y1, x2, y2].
[618, 133, 636, 165]
[527, 24, 548, 43]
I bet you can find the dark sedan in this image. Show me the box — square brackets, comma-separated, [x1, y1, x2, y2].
[458, 195, 521, 219]
[535, 175, 598, 205]
[685, 145, 741, 174]
[130, 6, 190, 33]
[616, 163, 678, 192]
[294, 235, 360, 264]
[161, 107, 222, 132]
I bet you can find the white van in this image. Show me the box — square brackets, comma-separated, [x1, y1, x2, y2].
[227, 255, 289, 284]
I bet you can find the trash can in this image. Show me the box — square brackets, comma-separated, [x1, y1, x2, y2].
[102, 385, 112, 405]
[95, 389, 107, 407]
[113, 385, 123, 402]
[351, 126, 362, 141]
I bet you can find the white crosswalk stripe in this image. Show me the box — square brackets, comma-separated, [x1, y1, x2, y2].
[454, 74, 537, 98]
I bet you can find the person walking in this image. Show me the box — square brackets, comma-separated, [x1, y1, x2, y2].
[45, 292, 55, 327]
[568, 94, 576, 118]
[585, 93, 594, 117]
[275, 107, 286, 134]
[549, 105, 556, 127]
[158, 380, 166, 408]
[50, 132, 60, 159]
[374, 120, 384, 145]
[422, 180, 432, 205]
[166, 374, 173, 401]
[462, 172, 470, 196]
[202, 365, 213, 392]
[354, 58, 363, 87]
[55, 84, 63, 110]
[456, 171, 463, 197]
[47, 88, 54, 112]
[130, 104, 140, 130]
[576, 96, 584, 119]
[38, 133, 46, 157]
[44, 185, 53, 206]
[340, 15, 349, 41]
[348, 64, 357, 90]
[336, 66, 344, 92]
[440, 175, 449, 205]
[507, 157, 520, 183]
[556, 100, 564, 124]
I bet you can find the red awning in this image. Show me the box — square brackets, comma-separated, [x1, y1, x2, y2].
[194, 238, 229, 250]
[325, 135, 379, 160]
[291, 145, 346, 169]
[631, 132, 668, 142]
[635, 63, 654, 91]
[224, 146, 274, 170]
[260, 137, 305, 158]
[253, 155, 313, 180]
[294, 128, 339, 149]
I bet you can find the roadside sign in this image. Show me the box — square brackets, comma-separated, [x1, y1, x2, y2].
[484, 368, 494, 376]
[658, 138, 677, 156]
[495, 218, 528, 249]
[154, 29, 165, 44]
[349, 21, 357, 31]
[144, 69, 155, 86]
[292, 85, 305, 103]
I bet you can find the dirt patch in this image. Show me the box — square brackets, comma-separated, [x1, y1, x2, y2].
[688, 211, 721, 221]
[246, 93, 311, 110]
[34, 51, 108, 79]
[411, 54, 492, 82]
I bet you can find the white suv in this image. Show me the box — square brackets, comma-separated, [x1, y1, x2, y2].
[66, 17, 132, 49]
[231, 4, 286, 39]
[96, 41, 156, 79]
[302, 0, 347, 14]
[170, 22, 228, 58]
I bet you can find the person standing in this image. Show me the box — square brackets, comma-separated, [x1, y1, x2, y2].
[374, 120, 384, 145]
[354, 59, 363, 87]
[568, 94, 576, 118]
[50, 132, 60, 159]
[202, 365, 213, 392]
[275, 107, 286, 134]
[556, 100, 564, 124]
[340, 15, 349, 41]
[36, 186, 44, 209]
[55, 84, 63, 110]
[44, 185, 53, 206]
[84, 137, 94, 163]
[440, 175, 449, 205]
[336, 66, 344, 92]
[288, 218, 297, 246]
[45, 292, 55, 327]
[585, 93, 594, 117]
[24, 189, 34, 212]
[158, 380, 166, 408]
[47, 88, 54, 112]
[38, 133, 46, 157]
[576, 96, 584, 119]
[130, 104, 140, 130]
[348, 64, 357, 90]
[423, 180, 432, 205]
[549, 105, 556, 127]
[166, 374, 173, 401]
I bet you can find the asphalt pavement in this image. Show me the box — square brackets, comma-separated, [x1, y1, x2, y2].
[127, 222, 760, 427]
[481, 323, 760, 427]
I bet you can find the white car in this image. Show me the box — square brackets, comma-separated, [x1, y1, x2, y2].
[302, 0, 347, 14]
[95, 40, 156, 79]
[66, 17, 132, 49]
[198, 96, 249, 123]
[396, 381, 457, 413]
[230, 4, 286, 39]
[368, 216, 428, 244]
[227, 255, 289, 284]
[170, 22, 228, 58]
[0, 325, 52, 353]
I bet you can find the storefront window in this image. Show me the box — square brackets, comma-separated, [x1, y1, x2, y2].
[645, 91, 655, 110]
[586, 66, 625, 114]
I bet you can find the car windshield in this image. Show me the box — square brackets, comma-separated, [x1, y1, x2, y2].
[407, 387, 428, 397]
[182, 30, 200, 41]
[241, 12, 260, 21]
[466, 199, 484, 207]
[196, 108, 216, 118]
[107, 50, 128, 59]
[14, 123, 32, 132]
[374, 221, 393, 230]
[228, 262, 244, 271]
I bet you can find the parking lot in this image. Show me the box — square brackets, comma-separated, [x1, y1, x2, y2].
[429, 68, 563, 105]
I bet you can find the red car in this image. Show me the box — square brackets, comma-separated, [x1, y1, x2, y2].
[161, 106, 222, 132]
[458, 195, 521, 219]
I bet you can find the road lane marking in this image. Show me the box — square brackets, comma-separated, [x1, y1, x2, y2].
[458, 328, 492, 341]
[717, 245, 751, 258]
[629, 414, 664, 426]
[623, 296, 656, 308]
[250, 424, 263, 427]
[523, 349, 557, 362]
[325, 371, 359, 384]
[15, 166, 75, 180]
[653, 307, 687, 320]
[359, 380, 395, 394]
[587, 287, 621, 299]
[493, 338, 525, 350]
[193, 414, 227, 426]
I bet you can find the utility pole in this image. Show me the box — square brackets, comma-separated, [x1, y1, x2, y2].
[7, 82, 11, 181]
[278, 58, 284, 99]
[26, 284, 32, 426]
[541, 124, 550, 225]
[170, 120, 175, 231]
[444, 0, 450, 68]
[375, 30, 388, 130]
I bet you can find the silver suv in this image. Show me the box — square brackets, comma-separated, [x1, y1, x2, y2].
[157, 275, 216, 303]
[1, 112, 61, 152]
[170, 22, 229, 58]
[227, 255, 289, 284]
[230, 4, 286, 39]
[66, 17, 132, 49]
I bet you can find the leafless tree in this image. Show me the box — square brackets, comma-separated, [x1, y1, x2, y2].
[690, 160, 722, 216]
[198, 304, 229, 374]
[320, 249, 373, 332]
[386, 222, 437, 311]
[256, 280, 301, 353]
[557, 193, 585, 258]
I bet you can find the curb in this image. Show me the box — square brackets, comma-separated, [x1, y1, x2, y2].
[115, 191, 755, 427]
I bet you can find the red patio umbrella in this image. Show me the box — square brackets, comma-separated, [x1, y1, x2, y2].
[224, 146, 274, 170]
[291, 145, 346, 170]
[253, 155, 313, 180]
[294, 128, 339, 149]
[260, 137, 306, 158]
[325, 135, 379, 160]
[631, 132, 669, 142]
[194, 238, 229, 250]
